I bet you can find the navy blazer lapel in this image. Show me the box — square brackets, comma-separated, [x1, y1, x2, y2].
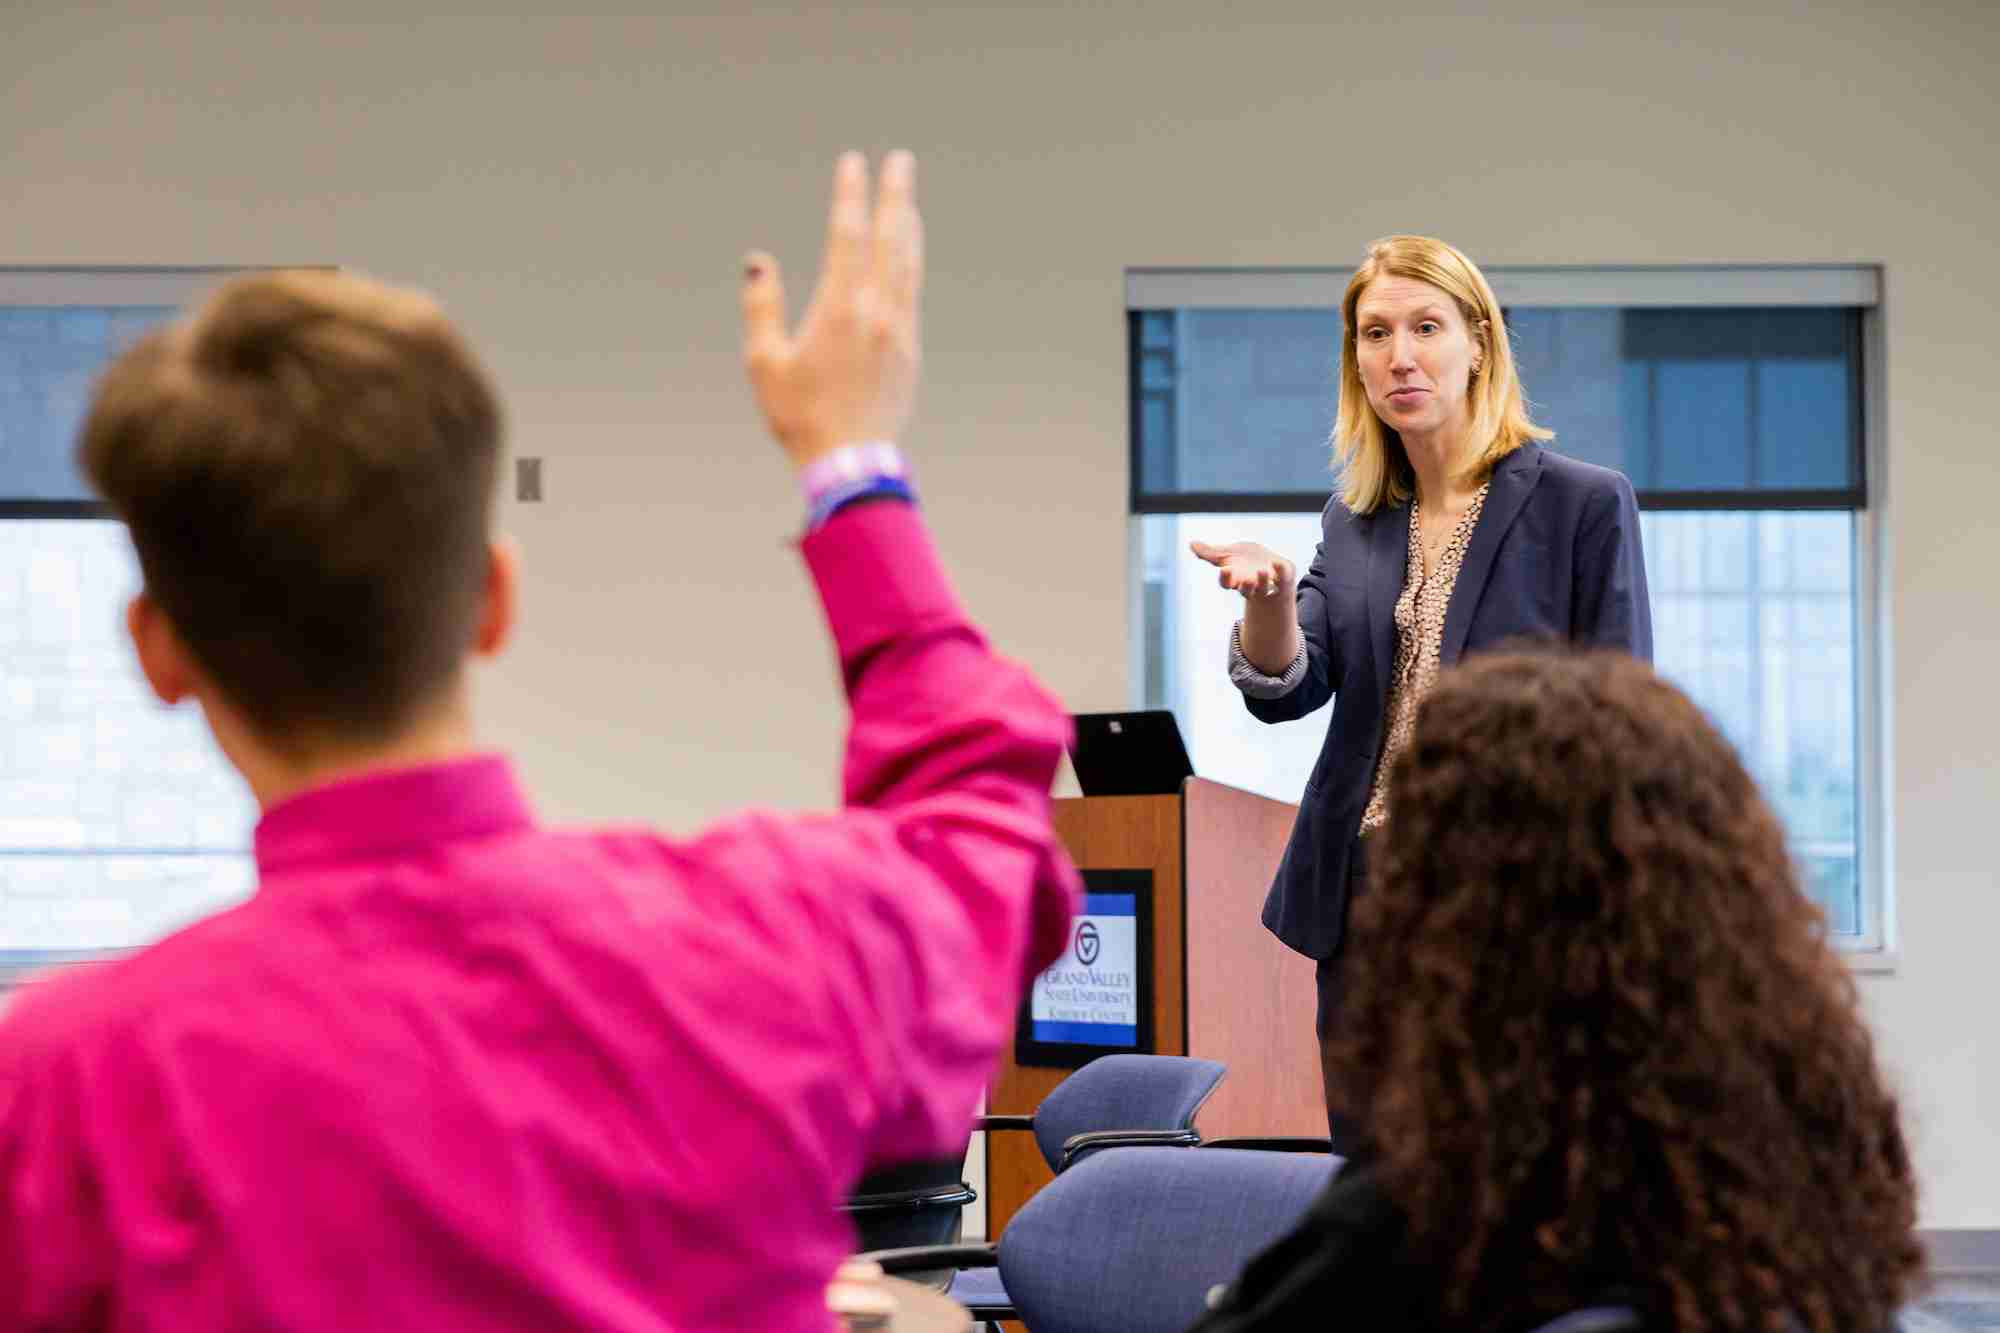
[1365, 499, 1410, 705]
[1439, 444, 1545, 667]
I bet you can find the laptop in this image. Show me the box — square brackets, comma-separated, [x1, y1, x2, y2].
[1067, 710, 1194, 797]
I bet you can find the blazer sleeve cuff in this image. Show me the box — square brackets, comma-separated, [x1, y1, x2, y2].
[1228, 621, 1308, 699]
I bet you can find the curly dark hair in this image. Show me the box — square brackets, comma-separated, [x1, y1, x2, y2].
[1327, 650, 1921, 1333]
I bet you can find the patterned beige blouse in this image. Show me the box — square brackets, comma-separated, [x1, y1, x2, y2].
[1358, 482, 1491, 833]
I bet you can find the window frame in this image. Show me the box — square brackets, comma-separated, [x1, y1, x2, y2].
[0, 267, 254, 988]
[1124, 265, 1890, 958]
[0, 267, 260, 517]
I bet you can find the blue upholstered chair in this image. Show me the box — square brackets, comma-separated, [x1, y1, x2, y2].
[868, 1144, 1333, 1333]
[856, 1054, 1225, 1324]
[976, 1053, 1226, 1173]
[949, 1054, 1226, 1319]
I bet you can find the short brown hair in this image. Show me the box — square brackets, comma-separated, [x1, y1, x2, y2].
[1332, 650, 1920, 1332]
[79, 270, 503, 748]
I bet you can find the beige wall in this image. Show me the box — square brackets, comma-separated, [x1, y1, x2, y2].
[4, 1, 1996, 1228]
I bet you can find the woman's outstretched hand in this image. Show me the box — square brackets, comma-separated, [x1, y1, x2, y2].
[1190, 540, 1296, 599]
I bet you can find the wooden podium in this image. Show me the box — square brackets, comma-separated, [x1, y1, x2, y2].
[983, 777, 1325, 1236]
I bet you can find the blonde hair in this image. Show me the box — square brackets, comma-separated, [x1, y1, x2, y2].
[1333, 235, 1551, 514]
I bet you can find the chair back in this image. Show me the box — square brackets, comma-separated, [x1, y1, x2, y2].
[843, 1156, 975, 1288]
[1030, 1054, 1225, 1171]
[996, 1145, 1332, 1333]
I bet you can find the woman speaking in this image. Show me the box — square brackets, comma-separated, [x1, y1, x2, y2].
[1190, 236, 1652, 1147]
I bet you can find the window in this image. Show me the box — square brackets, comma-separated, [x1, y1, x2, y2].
[1129, 266, 1885, 948]
[1, 271, 256, 983]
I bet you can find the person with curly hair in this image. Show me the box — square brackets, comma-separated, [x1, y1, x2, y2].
[1191, 649, 1921, 1333]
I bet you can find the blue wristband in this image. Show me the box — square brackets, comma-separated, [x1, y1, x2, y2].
[806, 474, 915, 532]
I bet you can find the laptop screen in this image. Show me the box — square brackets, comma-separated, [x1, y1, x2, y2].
[1067, 710, 1193, 797]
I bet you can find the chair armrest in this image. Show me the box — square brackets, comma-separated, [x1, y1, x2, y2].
[844, 1183, 977, 1213]
[1057, 1127, 1201, 1171]
[855, 1242, 999, 1276]
[1200, 1136, 1336, 1154]
[972, 1114, 1035, 1134]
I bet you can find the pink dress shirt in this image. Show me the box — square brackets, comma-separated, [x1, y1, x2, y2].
[0, 500, 1081, 1332]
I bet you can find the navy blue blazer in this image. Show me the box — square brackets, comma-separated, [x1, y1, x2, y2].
[1248, 443, 1653, 960]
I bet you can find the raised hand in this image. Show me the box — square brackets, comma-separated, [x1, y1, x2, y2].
[740, 151, 923, 466]
[1190, 540, 1296, 600]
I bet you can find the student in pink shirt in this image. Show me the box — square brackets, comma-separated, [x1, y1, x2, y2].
[0, 152, 1080, 1331]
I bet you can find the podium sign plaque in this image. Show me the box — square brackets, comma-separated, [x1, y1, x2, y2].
[1014, 868, 1155, 1068]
